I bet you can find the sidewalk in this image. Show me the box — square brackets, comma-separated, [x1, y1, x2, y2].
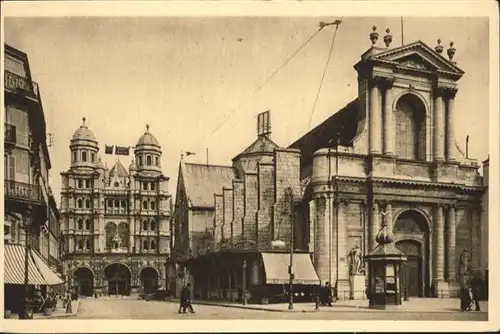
[7, 300, 80, 320]
[181, 298, 489, 314]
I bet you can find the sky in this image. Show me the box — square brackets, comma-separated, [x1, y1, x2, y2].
[3, 16, 490, 206]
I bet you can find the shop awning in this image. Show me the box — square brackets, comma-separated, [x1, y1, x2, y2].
[31, 250, 64, 285]
[4, 244, 63, 285]
[261, 252, 320, 285]
[4, 244, 48, 285]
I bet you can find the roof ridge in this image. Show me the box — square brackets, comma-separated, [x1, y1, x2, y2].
[184, 162, 233, 169]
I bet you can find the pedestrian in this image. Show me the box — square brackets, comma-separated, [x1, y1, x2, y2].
[326, 283, 333, 307]
[179, 283, 195, 314]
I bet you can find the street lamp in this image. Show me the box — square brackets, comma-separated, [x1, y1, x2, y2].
[21, 204, 33, 319]
[285, 187, 295, 311]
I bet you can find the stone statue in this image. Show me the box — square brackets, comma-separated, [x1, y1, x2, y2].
[459, 248, 469, 277]
[348, 244, 363, 276]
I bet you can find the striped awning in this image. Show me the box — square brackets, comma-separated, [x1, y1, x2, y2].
[261, 252, 321, 285]
[31, 250, 64, 285]
[4, 244, 48, 285]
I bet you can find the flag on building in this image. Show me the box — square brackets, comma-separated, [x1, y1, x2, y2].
[115, 146, 130, 156]
[105, 145, 114, 155]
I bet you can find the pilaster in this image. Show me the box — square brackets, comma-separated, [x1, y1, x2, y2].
[369, 78, 382, 154]
[336, 199, 350, 299]
[370, 201, 380, 251]
[381, 78, 395, 156]
[433, 204, 446, 295]
[433, 88, 446, 161]
[444, 88, 458, 162]
[446, 205, 456, 282]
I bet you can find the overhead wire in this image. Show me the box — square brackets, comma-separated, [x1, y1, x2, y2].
[307, 18, 343, 129]
[208, 24, 328, 138]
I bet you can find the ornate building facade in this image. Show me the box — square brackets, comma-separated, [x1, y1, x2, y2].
[290, 29, 488, 298]
[60, 120, 172, 296]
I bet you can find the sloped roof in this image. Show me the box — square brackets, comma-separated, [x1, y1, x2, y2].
[288, 99, 360, 166]
[109, 159, 129, 177]
[181, 162, 236, 208]
[233, 135, 280, 161]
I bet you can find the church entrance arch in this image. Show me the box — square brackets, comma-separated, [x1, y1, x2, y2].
[104, 263, 131, 296]
[73, 267, 94, 297]
[140, 267, 159, 294]
[393, 209, 430, 297]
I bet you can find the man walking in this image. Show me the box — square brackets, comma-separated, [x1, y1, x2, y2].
[179, 283, 195, 314]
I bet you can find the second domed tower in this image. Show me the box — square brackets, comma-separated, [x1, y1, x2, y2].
[70, 117, 99, 170]
[134, 124, 162, 174]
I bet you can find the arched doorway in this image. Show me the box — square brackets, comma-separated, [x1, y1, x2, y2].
[393, 209, 430, 297]
[104, 263, 131, 296]
[140, 267, 159, 294]
[394, 94, 427, 161]
[73, 267, 94, 297]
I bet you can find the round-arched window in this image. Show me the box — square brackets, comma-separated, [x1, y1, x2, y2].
[85, 219, 91, 230]
[77, 199, 83, 208]
[78, 239, 84, 249]
[150, 220, 156, 231]
[142, 220, 148, 231]
[151, 240, 156, 250]
[77, 219, 83, 230]
[143, 201, 148, 210]
[151, 201, 156, 210]
[85, 199, 91, 209]
[143, 240, 149, 250]
[82, 151, 87, 162]
[146, 155, 152, 166]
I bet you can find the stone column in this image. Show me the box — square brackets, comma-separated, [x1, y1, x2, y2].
[445, 88, 458, 162]
[446, 206, 456, 282]
[369, 78, 382, 154]
[370, 201, 380, 251]
[308, 200, 316, 259]
[337, 200, 350, 299]
[433, 89, 445, 161]
[471, 208, 481, 269]
[382, 78, 395, 156]
[433, 204, 447, 295]
[314, 197, 331, 283]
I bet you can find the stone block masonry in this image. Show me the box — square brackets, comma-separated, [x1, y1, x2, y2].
[232, 180, 244, 244]
[213, 194, 223, 250]
[257, 162, 274, 248]
[222, 188, 233, 243]
[243, 172, 258, 242]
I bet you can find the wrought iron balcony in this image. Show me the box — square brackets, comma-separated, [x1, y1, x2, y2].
[4, 179, 42, 203]
[4, 70, 39, 99]
[4, 123, 16, 145]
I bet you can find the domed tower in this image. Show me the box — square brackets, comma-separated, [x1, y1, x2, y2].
[70, 117, 99, 170]
[134, 124, 162, 175]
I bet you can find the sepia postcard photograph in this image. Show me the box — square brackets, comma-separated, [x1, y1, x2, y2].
[1, 0, 498, 333]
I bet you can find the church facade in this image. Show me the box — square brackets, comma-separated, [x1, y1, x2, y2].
[174, 30, 488, 302]
[59, 120, 172, 296]
[290, 30, 487, 298]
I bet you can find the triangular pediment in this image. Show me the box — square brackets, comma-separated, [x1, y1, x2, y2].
[372, 41, 464, 76]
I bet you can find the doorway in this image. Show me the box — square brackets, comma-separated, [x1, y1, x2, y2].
[140, 267, 159, 293]
[104, 263, 131, 296]
[73, 267, 94, 296]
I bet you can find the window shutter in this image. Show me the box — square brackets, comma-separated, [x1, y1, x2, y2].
[8, 156, 16, 180]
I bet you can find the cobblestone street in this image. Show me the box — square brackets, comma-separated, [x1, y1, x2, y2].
[75, 298, 488, 321]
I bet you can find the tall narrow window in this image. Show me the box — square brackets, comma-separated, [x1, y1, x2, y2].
[143, 182, 148, 191]
[394, 94, 427, 161]
[150, 183, 156, 191]
[143, 201, 148, 210]
[85, 179, 90, 188]
[151, 240, 156, 250]
[142, 220, 148, 231]
[85, 219, 91, 230]
[78, 240, 84, 250]
[108, 199, 113, 208]
[151, 201, 156, 210]
[155, 157, 159, 166]
[85, 199, 90, 208]
[91, 153, 95, 163]
[85, 239, 91, 250]
[150, 220, 156, 231]
[77, 219, 83, 230]
[5, 155, 16, 180]
[146, 155, 152, 166]
[73, 151, 77, 162]
[77, 199, 83, 208]
[78, 180, 83, 188]
[82, 151, 87, 162]
[114, 200, 119, 208]
[143, 240, 149, 250]
[138, 156, 142, 166]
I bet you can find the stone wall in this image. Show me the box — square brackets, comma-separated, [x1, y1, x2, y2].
[242, 172, 258, 241]
[232, 180, 244, 243]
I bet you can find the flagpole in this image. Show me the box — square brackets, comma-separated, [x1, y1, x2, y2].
[401, 17, 404, 45]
